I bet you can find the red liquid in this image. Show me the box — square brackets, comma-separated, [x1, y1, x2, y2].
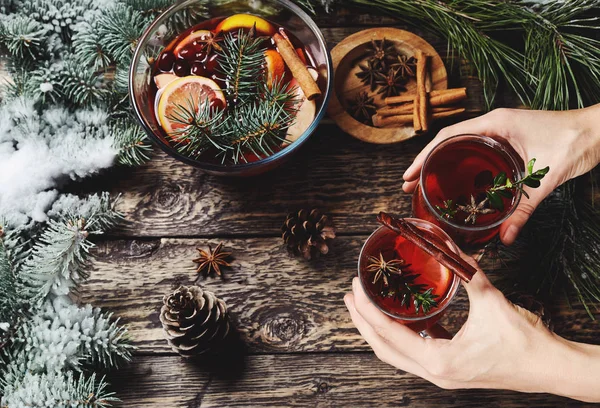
[149, 16, 318, 164]
[413, 138, 520, 246]
[359, 226, 457, 332]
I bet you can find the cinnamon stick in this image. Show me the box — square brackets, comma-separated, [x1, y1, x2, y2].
[377, 105, 457, 118]
[273, 33, 321, 100]
[372, 107, 465, 128]
[416, 50, 429, 132]
[384, 88, 467, 106]
[413, 91, 421, 132]
[377, 212, 477, 282]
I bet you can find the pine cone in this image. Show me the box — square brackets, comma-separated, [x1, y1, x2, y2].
[507, 293, 553, 331]
[282, 209, 336, 260]
[159, 285, 230, 357]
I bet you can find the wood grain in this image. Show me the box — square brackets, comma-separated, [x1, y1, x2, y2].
[82, 237, 599, 354]
[106, 354, 584, 408]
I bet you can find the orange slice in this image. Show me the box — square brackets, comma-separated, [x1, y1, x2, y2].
[157, 76, 226, 136]
[173, 30, 212, 56]
[216, 14, 276, 36]
[286, 82, 316, 143]
[265, 49, 285, 88]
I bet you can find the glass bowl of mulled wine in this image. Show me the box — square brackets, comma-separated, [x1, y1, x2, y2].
[412, 134, 524, 246]
[130, 0, 332, 176]
[358, 219, 462, 333]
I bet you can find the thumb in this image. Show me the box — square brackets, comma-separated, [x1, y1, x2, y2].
[456, 251, 495, 301]
[499, 182, 555, 246]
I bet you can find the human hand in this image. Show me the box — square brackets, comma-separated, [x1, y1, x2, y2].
[344, 254, 600, 402]
[402, 106, 600, 245]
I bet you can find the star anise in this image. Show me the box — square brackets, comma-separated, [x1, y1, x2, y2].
[457, 195, 496, 225]
[348, 91, 377, 124]
[366, 38, 397, 70]
[193, 242, 231, 278]
[375, 68, 407, 98]
[391, 54, 416, 79]
[198, 31, 224, 55]
[356, 59, 381, 91]
[366, 252, 410, 287]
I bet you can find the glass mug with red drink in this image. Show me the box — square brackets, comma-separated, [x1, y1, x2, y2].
[358, 215, 475, 335]
[412, 134, 549, 246]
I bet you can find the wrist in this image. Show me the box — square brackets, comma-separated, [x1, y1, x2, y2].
[537, 336, 600, 402]
[573, 104, 600, 160]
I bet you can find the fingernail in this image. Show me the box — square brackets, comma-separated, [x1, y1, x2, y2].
[503, 225, 519, 244]
[402, 181, 408, 190]
[343, 294, 351, 308]
[352, 277, 359, 292]
[402, 167, 412, 180]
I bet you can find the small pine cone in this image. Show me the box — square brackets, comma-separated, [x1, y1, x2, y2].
[159, 285, 230, 357]
[281, 209, 336, 260]
[507, 293, 553, 331]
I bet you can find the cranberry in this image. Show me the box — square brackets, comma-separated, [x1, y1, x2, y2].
[173, 60, 190, 76]
[157, 52, 175, 72]
[178, 44, 195, 60]
[190, 62, 206, 76]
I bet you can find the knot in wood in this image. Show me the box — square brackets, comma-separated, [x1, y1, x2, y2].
[155, 184, 182, 207]
[262, 311, 306, 345]
[317, 382, 329, 394]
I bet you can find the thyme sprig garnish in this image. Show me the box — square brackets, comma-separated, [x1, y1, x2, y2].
[486, 158, 550, 211]
[435, 199, 457, 220]
[436, 158, 550, 224]
[366, 252, 439, 315]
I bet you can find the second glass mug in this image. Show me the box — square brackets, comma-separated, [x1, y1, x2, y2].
[412, 134, 524, 246]
[358, 219, 462, 336]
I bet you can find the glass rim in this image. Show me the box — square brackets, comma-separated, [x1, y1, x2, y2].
[419, 134, 524, 232]
[128, 0, 333, 172]
[357, 218, 462, 322]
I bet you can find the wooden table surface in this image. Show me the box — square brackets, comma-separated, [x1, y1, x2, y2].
[79, 9, 598, 408]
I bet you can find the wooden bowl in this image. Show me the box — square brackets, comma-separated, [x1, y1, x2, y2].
[328, 28, 448, 144]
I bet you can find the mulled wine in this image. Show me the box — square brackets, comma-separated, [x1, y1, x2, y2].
[358, 219, 461, 332]
[149, 13, 322, 165]
[413, 135, 528, 246]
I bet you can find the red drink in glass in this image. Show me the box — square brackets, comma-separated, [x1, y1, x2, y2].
[412, 134, 523, 246]
[358, 219, 461, 333]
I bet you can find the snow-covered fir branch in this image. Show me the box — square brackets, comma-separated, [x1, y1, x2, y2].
[1, 371, 119, 408]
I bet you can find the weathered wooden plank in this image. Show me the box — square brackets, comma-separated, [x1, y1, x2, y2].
[107, 354, 582, 408]
[82, 237, 599, 354]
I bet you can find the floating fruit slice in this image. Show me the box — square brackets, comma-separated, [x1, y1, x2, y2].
[154, 73, 178, 89]
[157, 76, 226, 136]
[174, 29, 213, 56]
[215, 14, 276, 36]
[286, 83, 316, 143]
[265, 49, 285, 88]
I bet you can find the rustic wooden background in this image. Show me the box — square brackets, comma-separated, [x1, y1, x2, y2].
[78, 8, 599, 407]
